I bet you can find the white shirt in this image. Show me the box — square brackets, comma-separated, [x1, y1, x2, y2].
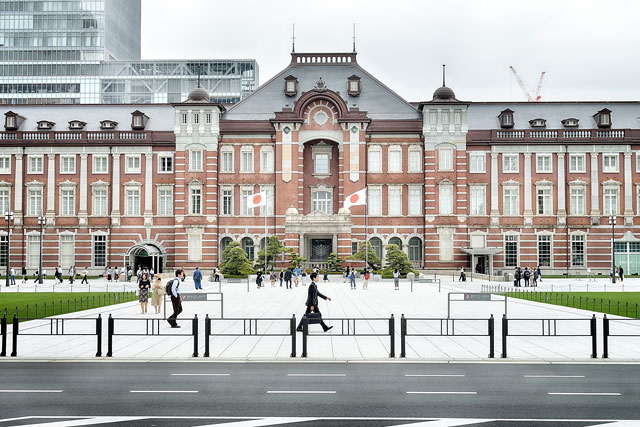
[170, 278, 181, 298]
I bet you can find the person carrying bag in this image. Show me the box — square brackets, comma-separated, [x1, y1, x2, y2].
[296, 272, 333, 332]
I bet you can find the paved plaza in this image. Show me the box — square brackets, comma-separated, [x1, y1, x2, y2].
[2, 274, 640, 361]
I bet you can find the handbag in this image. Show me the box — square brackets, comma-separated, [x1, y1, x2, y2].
[304, 311, 322, 324]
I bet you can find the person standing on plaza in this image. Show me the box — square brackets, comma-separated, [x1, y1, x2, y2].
[533, 267, 539, 287]
[350, 268, 356, 290]
[68, 266, 75, 285]
[323, 269, 329, 282]
[296, 272, 333, 332]
[523, 267, 531, 287]
[270, 270, 277, 287]
[536, 265, 542, 282]
[151, 274, 164, 314]
[343, 266, 349, 283]
[279, 270, 284, 287]
[214, 266, 220, 282]
[167, 269, 184, 328]
[21, 266, 27, 285]
[106, 267, 112, 283]
[363, 269, 370, 290]
[293, 265, 301, 287]
[149, 267, 155, 281]
[458, 267, 466, 282]
[284, 268, 292, 289]
[138, 272, 151, 314]
[619, 265, 624, 282]
[393, 268, 400, 290]
[193, 267, 203, 290]
[256, 270, 263, 288]
[81, 267, 89, 284]
[9, 267, 15, 286]
[181, 267, 186, 282]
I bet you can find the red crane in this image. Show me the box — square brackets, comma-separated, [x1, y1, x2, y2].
[510, 66, 546, 102]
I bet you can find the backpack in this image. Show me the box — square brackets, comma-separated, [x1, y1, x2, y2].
[165, 279, 176, 296]
[364, 272, 370, 280]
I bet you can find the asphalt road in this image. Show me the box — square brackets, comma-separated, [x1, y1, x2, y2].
[0, 362, 638, 426]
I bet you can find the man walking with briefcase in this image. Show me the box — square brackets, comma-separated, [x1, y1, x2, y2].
[296, 272, 333, 332]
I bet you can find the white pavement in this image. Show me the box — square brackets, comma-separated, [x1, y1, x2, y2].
[2, 274, 640, 361]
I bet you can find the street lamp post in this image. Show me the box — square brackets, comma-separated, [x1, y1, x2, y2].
[38, 215, 46, 284]
[4, 211, 13, 287]
[609, 215, 616, 284]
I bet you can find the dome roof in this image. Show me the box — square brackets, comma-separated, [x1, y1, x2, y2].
[432, 85, 456, 101]
[186, 86, 210, 103]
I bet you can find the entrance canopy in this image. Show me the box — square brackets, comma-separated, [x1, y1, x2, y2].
[460, 247, 503, 277]
[128, 244, 162, 257]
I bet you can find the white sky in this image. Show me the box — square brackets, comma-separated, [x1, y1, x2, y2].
[141, 0, 640, 102]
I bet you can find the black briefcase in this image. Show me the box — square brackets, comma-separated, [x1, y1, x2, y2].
[304, 312, 322, 324]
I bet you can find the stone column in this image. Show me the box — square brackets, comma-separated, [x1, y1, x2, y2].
[490, 153, 499, 226]
[299, 234, 304, 259]
[111, 153, 120, 226]
[523, 153, 532, 225]
[624, 152, 633, 225]
[14, 154, 22, 225]
[557, 153, 566, 225]
[46, 154, 55, 225]
[144, 152, 153, 226]
[590, 152, 599, 223]
[79, 153, 88, 225]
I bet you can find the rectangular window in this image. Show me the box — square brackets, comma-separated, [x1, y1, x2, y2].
[469, 153, 486, 173]
[222, 188, 233, 215]
[351, 241, 358, 255]
[262, 186, 274, 216]
[240, 189, 253, 216]
[260, 149, 274, 173]
[28, 188, 42, 216]
[189, 150, 203, 171]
[0, 156, 10, 174]
[470, 187, 486, 215]
[60, 235, 74, 268]
[571, 235, 585, 267]
[60, 155, 75, 173]
[603, 187, 618, 215]
[221, 150, 233, 172]
[188, 233, 202, 262]
[438, 149, 453, 171]
[190, 187, 202, 215]
[158, 189, 173, 215]
[569, 154, 586, 173]
[92, 235, 106, 267]
[408, 186, 421, 216]
[603, 154, 619, 172]
[125, 155, 141, 173]
[504, 235, 518, 268]
[193, 113, 199, 124]
[368, 187, 382, 216]
[125, 189, 140, 215]
[181, 113, 187, 124]
[159, 155, 173, 173]
[315, 153, 330, 175]
[537, 235, 551, 267]
[0, 235, 7, 268]
[28, 155, 43, 174]
[388, 148, 402, 172]
[93, 155, 108, 174]
[388, 186, 402, 216]
[27, 235, 40, 269]
[241, 149, 254, 173]
[0, 189, 9, 216]
[439, 184, 453, 215]
[205, 113, 212, 124]
[503, 154, 519, 173]
[536, 154, 552, 173]
[408, 149, 421, 172]
[570, 187, 586, 215]
[92, 188, 108, 216]
[537, 187, 552, 215]
[503, 187, 519, 215]
[61, 189, 75, 216]
[369, 149, 382, 172]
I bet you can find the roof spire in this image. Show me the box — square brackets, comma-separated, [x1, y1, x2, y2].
[442, 64, 446, 87]
[291, 23, 295, 53]
[352, 23, 356, 53]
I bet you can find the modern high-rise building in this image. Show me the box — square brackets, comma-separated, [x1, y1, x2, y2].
[0, 0, 259, 104]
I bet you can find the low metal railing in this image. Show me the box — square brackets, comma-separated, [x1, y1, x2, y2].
[602, 315, 640, 358]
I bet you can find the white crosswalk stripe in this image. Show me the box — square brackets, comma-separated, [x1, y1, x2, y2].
[389, 419, 490, 427]
[192, 417, 319, 427]
[12, 417, 148, 427]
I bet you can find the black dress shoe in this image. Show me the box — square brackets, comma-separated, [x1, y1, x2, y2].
[323, 326, 333, 332]
[171, 325, 181, 328]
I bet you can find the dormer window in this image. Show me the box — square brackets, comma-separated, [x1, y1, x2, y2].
[561, 118, 579, 128]
[594, 109, 612, 128]
[498, 109, 514, 128]
[529, 118, 546, 128]
[37, 120, 55, 130]
[131, 110, 148, 130]
[100, 120, 118, 130]
[284, 75, 298, 97]
[347, 75, 361, 96]
[4, 111, 24, 131]
[68, 120, 86, 130]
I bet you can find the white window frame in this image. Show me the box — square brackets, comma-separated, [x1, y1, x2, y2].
[537, 233, 553, 268]
[570, 233, 587, 267]
[158, 154, 174, 173]
[157, 186, 173, 216]
[92, 234, 107, 268]
[60, 155, 76, 174]
[469, 152, 486, 173]
[438, 182, 453, 215]
[240, 146, 254, 173]
[408, 146, 422, 173]
[502, 154, 519, 173]
[569, 154, 586, 173]
[408, 185, 422, 216]
[189, 183, 203, 215]
[27, 186, 43, 216]
[59, 233, 75, 268]
[438, 148, 453, 171]
[387, 185, 402, 216]
[124, 154, 141, 174]
[603, 185, 619, 216]
[260, 147, 274, 173]
[368, 185, 382, 216]
[313, 148, 331, 176]
[603, 153, 619, 173]
[205, 113, 212, 124]
[311, 188, 333, 215]
[28, 155, 43, 174]
[368, 146, 382, 173]
[536, 154, 552, 173]
[60, 186, 76, 216]
[388, 145, 402, 173]
[92, 155, 108, 174]
[0, 156, 11, 174]
[0, 187, 10, 216]
[189, 149, 204, 172]
[220, 147, 234, 173]
[221, 186, 234, 216]
[503, 186, 520, 216]
[469, 185, 486, 216]
[124, 186, 141, 216]
[570, 186, 586, 216]
[91, 186, 108, 216]
[536, 186, 553, 215]
[260, 185, 275, 216]
[504, 234, 519, 268]
[240, 186, 253, 216]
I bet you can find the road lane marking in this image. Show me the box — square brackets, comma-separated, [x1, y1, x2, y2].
[192, 417, 319, 427]
[405, 374, 465, 377]
[171, 373, 230, 376]
[130, 390, 198, 393]
[392, 419, 489, 427]
[406, 391, 477, 395]
[266, 391, 336, 394]
[0, 390, 63, 393]
[287, 373, 346, 377]
[548, 392, 620, 396]
[524, 375, 585, 378]
[15, 417, 148, 427]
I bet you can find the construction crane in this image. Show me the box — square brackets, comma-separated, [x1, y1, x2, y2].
[509, 66, 546, 102]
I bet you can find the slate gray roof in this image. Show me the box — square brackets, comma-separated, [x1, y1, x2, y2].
[224, 56, 421, 121]
[3, 104, 174, 132]
[468, 102, 640, 130]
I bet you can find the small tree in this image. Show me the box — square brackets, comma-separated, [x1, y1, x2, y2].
[286, 248, 306, 268]
[326, 253, 343, 272]
[220, 242, 255, 278]
[349, 240, 381, 271]
[382, 243, 416, 276]
[256, 236, 286, 269]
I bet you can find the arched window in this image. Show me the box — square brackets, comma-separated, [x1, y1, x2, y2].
[409, 237, 422, 262]
[388, 237, 402, 249]
[312, 190, 333, 214]
[241, 237, 254, 260]
[369, 237, 382, 260]
[220, 237, 233, 254]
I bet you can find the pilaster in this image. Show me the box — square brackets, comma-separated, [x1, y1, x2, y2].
[78, 153, 88, 226]
[46, 154, 55, 225]
[590, 152, 600, 224]
[557, 153, 566, 225]
[523, 152, 533, 225]
[490, 153, 499, 226]
[624, 152, 633, 225]
[111, 153, 121, 226]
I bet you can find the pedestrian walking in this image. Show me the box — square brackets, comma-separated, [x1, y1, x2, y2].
[279, 270, 284, 287]
[619, 265, 624, 282]
[181, 267, 186, 282]
[284, 268, 292, 289]
[343, 267, 349, 283]
[523, 267, 531, 287]
[68, 266, 75, 284]
[323, 269, 329, 282]
[151, 274, 164, 314]
[301, 269, 307, 286]
[458, 267, 466, 282]
[149, 267, 155, 281]
[193, 267, 203, 290]
[270, 270, 276, 287]
[21, 266, 27, 285]
[296, 272, 333, 332]
[363, 269, 369, 290]
[138, 272, 151, 314]
[256, 271, 263, 288]
[350, 268, 356, 290]
[214, 267, 220, 282]
[81, 268, 89, 284]
[106, 267, 112, 283]
[167, 269, 184, 328]
[10, 267, 15, 286]
[33, 270, 39, 283]
[533, 267, 539, 287]
[293, 266, 301, 287]
[536, 266, 542, 282]
[393, 268, 400, 290]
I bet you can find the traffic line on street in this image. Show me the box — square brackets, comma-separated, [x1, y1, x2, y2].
[0, 389, 63, 393]
[191, 417, 319, 427]
[405, 374, 465, 377]
[524, 375, 585, 378]
[287, 373, 346, 377]
[130, 390, 199, 393]
[13, 416, 148, 427]
[171, 373, 231, 376]
[266, 390, 336, 394]
[548, 392, 620, 396]
[406, 391, 477, 395]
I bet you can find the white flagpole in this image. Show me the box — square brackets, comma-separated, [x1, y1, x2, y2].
[365, 188, 368, 272]
[264, 203, 267, 273]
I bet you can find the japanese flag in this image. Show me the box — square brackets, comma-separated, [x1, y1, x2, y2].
[344, 188, 367, 210]
[247, 191, 267, 209]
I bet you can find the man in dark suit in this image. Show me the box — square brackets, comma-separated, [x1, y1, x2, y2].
[284, 268, 292, 289]
[296, 272, 333, 332]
